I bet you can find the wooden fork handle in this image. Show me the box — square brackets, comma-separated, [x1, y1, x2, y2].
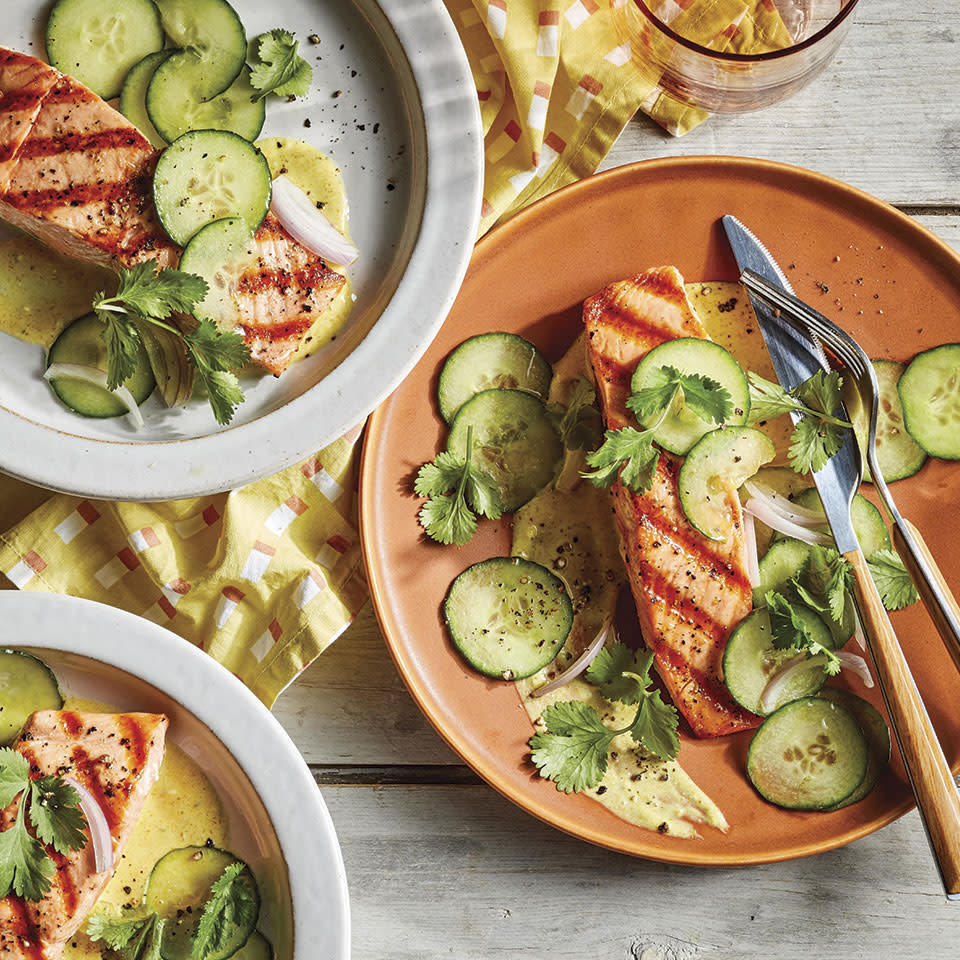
[892, 518, 960, 675]
[845, 547, 960, 899]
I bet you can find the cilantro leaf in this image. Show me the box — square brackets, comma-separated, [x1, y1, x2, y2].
[193, 862, 260, 960]
[415, 426, 503, 545]
[182, 321, 251, 426]
[795, 370, 845, 419]
[806, 544, 852, 623]
[586, 643, 654, 705]
[867, 548, 919, 610]
[0, 749, 29, 807]
[529, 701, 618, 793]
[582, 427, 659, 493]
[96, 307, 143, 391]
[746, 372, 802, 423]
[630, 688, 680, 762]
[29, 778, 87, 856]
[101, 262, 208, 320]
[248, 29, 313, 100]
[765, 591, 841, 676]
[547, 376, 602, 451]
[0, 800, 54, 901]
[788, 414, 846, 474]
[87, 911, 155, 952]
[628, 365, 731, 426]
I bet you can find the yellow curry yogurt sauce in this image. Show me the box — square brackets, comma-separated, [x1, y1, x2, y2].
[60, 698, 227, 960]
[0, 137, 354, 365]
[256, 137, 355, 362]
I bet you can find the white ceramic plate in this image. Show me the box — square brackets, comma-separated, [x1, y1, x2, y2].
[0, 591, 349, 959]
[0, 0, 482, 500]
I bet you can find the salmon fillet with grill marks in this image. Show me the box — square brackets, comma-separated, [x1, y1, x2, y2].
[0, 47, 345, 375]
[0, 710, 167, 959]
[584, 266, 760, 738]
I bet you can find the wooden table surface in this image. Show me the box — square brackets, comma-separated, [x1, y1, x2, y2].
[272, 4, 960, 957]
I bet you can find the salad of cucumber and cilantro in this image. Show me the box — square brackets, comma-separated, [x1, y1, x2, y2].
[0, 649, 273, 960]
[40, 0, 334, 427]
[413, 322, 959, 815]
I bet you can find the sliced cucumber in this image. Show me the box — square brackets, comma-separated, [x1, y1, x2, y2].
[46, 0, 164, 100]
[47, 313, 155, 417]
[817, 687, 891, 809]
[0, 650, 63, 748]
[154, 0, 247, 99]
[790, 488, 890, 559]
[437, 333, 552, 424]
[447, 389, 563, 513]
[153, 131, 272, 246]
[147, 59, 266, 144]
[119, 51, 172, 150]
[443, 557, 573, 679]
[752, 537, 811, 607]
[179, 217, 257, 327]
[723, 606, 837, 716]
[145, 846, 259, 960]
[630, 338, 750, 455]
[746, 697, 869, 810]
[231, 931, 273, 960]
[677, 426, 775, 541]
[898, 343, 960, 460]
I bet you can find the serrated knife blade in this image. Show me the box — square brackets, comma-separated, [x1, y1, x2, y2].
[721, 214, 862, 555]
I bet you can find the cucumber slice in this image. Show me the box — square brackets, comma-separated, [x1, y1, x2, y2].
[231, 931, 273, 960]
[677, 426, 775, 541]
[154, 0, 247, 99]
[119, 51, 172, 150]
[179, 217, 257, 327]
[723, 606, 836, 716]
[46, 0, 164, 99]
[47, 313, 155, 418]
[790, 488, 890, 559]
[817, 687, 891, 809]
[147, 59, 266, 144]
[898, 343, 960, 460]
[443, 557, 573, 679]
[752, 537, 811, 607]
[153, 131, 272, 246]
[746, 697, 869, 810]
[0, 650, 63, 748]
[437, 333, 552, 424]
[145, 846, 259, 960]
[630, 338, 750, 454]
[447, 389, 563, 513]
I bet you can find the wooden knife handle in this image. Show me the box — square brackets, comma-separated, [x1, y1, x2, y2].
[845, 547, 960, 899]
[892, 518, 960, 675]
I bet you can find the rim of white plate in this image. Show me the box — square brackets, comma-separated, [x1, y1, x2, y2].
[0, 0, 483, 501]
[0, 590, 350, 960]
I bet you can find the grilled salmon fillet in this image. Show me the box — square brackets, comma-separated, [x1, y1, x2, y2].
[584, 266, 760, 738]
[0, 47, 345, 375]
[0, 710, 167, 959]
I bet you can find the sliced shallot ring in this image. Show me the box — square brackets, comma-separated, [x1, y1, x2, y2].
[64, 776, 113, 874]
[531, 620, 613, 699]
[758, 653, 814, 714]
[270, 175, 359, 266]
[742, 480, 825, 524]
[837, 649, 875, 688]
[743, 510, 761, 588]
[743, 497, 833, 546]
[44, 363, 144, 430]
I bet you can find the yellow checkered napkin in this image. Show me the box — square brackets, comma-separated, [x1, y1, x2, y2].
[0, 0, 785, 708]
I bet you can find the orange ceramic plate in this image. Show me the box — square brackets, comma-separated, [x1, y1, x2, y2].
[359, 157, 960, 865]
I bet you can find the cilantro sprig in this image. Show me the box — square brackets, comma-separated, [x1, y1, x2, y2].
[93, 262, 250, 425]
[248, 29, 313, 100]
[582, 364, 731, 494]
[747, 370, 853, 474]
[415, 425, 503, 545]
[0, 749, 88, 902]
[766, 590, 842, 675]
[87, 862, 258, 960]
[529, 642, 679, 793]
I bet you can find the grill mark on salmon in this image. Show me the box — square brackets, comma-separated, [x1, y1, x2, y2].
[584, 266, 760, 738]
[0, 710, 167, 958]
[0, 47, 347, 377]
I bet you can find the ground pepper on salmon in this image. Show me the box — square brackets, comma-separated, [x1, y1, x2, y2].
[0, 47, 344, 376]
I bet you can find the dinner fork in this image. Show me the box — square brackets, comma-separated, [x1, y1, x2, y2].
[738, 269, 960, 672]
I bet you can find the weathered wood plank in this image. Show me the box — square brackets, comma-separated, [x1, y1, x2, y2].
[323, 783, 960, 959]
[602, 2, 960, 206]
